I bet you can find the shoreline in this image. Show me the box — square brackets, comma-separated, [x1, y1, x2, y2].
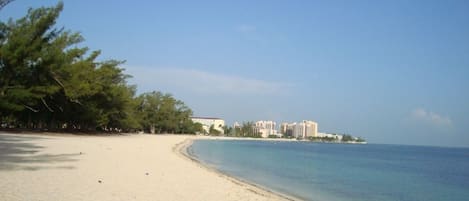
[195, 135, 367, 145]
[175, 137, 301, 201]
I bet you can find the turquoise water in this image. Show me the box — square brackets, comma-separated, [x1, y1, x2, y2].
[189, 140, 469, 201]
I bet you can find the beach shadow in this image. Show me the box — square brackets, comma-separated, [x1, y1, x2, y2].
[0, 134, 79, 171]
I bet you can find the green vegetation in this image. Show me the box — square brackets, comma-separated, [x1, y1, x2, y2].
[0, 2, 200, 133]
[308, 136, 338, 142]
[308, 134, 366, 143]
[283, 135, 294, 139]
[135, 91, 201, 134]
[341, 134, 354, 142]
[224, 122, 262, 138]
[356, 137, 366, 143]
[222, 125, 232, 135]
[208, 124, 221, 136]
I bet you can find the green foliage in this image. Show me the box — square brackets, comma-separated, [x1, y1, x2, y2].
[0, 3, 66, 116]
[341, 134, 354, 142]
[308, 136, 338, 142]
[282, 135, 294, 139]
[189, 122, 204, 134]
[226, 122, 261, 138]
[223, 125, 232, 135]
[0, 2, 197, 134]
[208, 124, 221, 136]
[356, 137, 366, 142]
[135, 91, 198, 134]
[308, 134, 366, 143]
[240, 121, 261, 138]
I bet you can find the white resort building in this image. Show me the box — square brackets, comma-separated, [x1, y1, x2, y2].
[191, 117, 225, 134]
[254, 120, 279, 138]
[280, 120, 318, 139]
[233, 122, 241, 129]
[317, 132, 343, 140]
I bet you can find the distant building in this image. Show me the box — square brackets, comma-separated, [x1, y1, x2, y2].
[191, 117, 225, 134]
[233, 122, 241, 129]
[254, 120, 279, 138]
[303, 120, 318, 138]
[279, 123, 289, 136]
[317, 132, 343, 140]
[293, 122, 305, 138]
[279, 122, 296, 137]
[286, 123, 295, 137]
[280, 120, 318, 139]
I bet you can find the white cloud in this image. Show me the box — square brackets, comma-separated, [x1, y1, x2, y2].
[410, 108, 452, 127]
[125, 67, 291, 95]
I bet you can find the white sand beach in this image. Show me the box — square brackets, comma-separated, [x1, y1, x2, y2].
[0, 132, 291, 201]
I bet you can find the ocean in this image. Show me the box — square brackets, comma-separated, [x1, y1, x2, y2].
[188, 140, 469, 201]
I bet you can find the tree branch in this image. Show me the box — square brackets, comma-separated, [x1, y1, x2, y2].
[41, 98, 54, 112]
[23, 104, 39, 113]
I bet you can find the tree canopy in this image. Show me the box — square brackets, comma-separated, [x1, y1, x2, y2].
[135, 91, 201, 134]
[224, 122, 261, 138]
[0, 2, 199, 134]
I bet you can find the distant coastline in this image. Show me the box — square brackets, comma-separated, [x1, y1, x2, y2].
[193, 135, 367, 144]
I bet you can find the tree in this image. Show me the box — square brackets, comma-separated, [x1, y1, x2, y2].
[0, 2, 139, 132]
[341, 134, 354, 142]
[135, 91, 198, 134]
[185, 122, 203, 134]
[223, 125, 233, 136]
[0, 0, 14, 10]
[0, 2, 201, 134]
[356, 137, 366, 142]
[0, 3, 67, 126]
[209, 124, 221, 136]
[240, 121, 261, 138]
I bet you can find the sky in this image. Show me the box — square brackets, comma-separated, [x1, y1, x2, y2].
[1, 0, 469, 147]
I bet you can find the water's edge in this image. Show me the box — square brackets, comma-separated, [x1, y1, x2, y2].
[173, 138, 303, 201]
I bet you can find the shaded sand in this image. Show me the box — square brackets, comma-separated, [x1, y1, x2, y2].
[0, 132, 292, 201]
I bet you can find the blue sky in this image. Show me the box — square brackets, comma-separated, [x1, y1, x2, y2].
[2, 0, 469, 147]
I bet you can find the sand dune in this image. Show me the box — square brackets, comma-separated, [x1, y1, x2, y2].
[0, 133, 290, 201]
